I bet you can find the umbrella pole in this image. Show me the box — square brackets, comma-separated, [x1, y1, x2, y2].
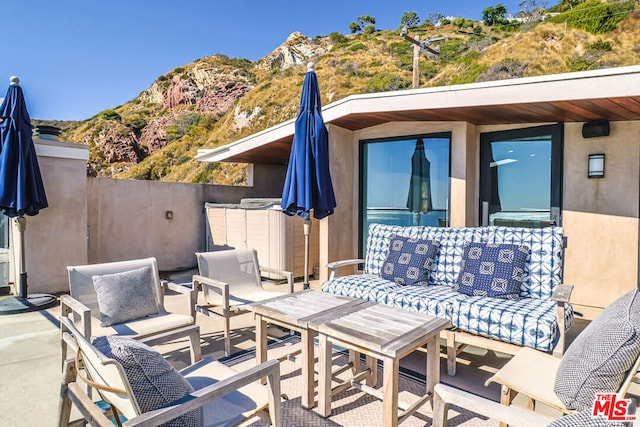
[303, 217, 311, 290]
[16, 217, 27, 299]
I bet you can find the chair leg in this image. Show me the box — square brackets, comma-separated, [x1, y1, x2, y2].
[58, 358, 77, 427]
[499, 385, 516, 427]
[446, 330, 457, 376]
[188, 326, 202, 364]
[224, 314, 231, 357]
[266, 362, 282, 427]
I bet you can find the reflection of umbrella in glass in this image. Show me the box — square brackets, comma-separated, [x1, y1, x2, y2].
[406, 138, 432, 225]
[281, 63, 336, 289]
[0, 77, 55, 315]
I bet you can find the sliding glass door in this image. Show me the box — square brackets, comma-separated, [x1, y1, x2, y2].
[360, 133, 451, 253]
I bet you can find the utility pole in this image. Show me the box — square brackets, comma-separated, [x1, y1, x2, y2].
[413, 36, 420, 89]
[400, 27, 443, 89]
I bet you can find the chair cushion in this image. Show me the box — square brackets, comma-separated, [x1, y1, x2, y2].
[548, 410, 627, 427]
[93, 266, 159, 327]
[453, 242, 529, 300]
[92, 335, 202, 427]
[380, 235, 440, 285]
[554, 289, 640, 411]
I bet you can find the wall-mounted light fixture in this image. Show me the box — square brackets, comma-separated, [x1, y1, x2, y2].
[165, 210, 174, 220]
[588, 153, 605, 178]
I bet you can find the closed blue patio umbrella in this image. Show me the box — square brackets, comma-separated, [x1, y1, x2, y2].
[0, 77, 54, 315]
[281, 63, 336, 288]
[406, 138, 432, 226]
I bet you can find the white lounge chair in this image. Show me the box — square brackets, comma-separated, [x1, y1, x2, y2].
[61, 257, 201, 367]
[193, 248, 294, 356]
[58, 316, 281, 426]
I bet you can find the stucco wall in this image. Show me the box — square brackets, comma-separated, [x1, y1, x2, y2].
[22, 140, 89, 294]
[562, 121, 639, 310]
[87, 178, 205, 270]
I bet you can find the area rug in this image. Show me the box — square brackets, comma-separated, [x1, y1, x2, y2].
[221, 335, 498, 426]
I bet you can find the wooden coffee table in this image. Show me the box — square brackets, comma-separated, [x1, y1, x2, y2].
[312, 302, 451, 427]
[250, 290, 367, 409]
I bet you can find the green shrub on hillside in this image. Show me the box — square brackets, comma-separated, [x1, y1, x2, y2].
[329, 32, 348, 44]
[365, 74, 411, 92]
[451, 62, 488, 84]
[439, 38, 468, 63]
[100, 109, 121, 121]
[549, 0, 635, 33]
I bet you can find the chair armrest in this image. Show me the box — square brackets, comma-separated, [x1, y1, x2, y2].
[259, 266, 295, 293]
[326, 258, 364, 280]
[60, 294, 92, 339]
[124, 359, 281, 427]
[432, 383, 552, 427]
[192, 274, 230, 312]
[552, 283, 573, 304]
[163, 280, 197, 320]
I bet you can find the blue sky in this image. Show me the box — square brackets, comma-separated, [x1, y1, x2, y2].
[3, 0, 523, 121]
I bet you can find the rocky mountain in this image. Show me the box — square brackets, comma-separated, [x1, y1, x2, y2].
[57, 2, 640, 185]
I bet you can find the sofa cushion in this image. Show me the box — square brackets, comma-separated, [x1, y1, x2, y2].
[364, 224, 428, 276]
[322, 274, 404, 303]
[92, 335, 201, 426]
[554, 289, 640, 411]
[363, 223, 485, 287]
[485, 226, 564, 299]
[380, 235, 440, 285]
[450, 296, 574, 352]
[92, 266, 159, 327]
[383, 284, 467, 318]
[453, 242, 529, 300]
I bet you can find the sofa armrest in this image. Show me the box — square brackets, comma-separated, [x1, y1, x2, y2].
[552, 283, 574, 358]
[259, 266, 295, 293]
[551, 283, 573, 304]
[326, 258, 364, 280]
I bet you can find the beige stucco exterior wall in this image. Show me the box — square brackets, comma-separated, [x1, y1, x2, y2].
[87, 178, 205, 271]
[18, 140, 89, 294]
[562, 121, 639, 311]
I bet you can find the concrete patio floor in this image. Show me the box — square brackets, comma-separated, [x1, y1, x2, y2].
[0, 274, 628, 427]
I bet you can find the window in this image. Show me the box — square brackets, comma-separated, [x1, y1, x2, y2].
[360, 133, 451, 253]
[479, 124, 563, 228]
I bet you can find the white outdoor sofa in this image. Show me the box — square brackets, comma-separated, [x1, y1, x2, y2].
[322, 223, 574, 375]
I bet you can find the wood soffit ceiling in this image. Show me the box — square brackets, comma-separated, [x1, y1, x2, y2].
[225, 95, 640, 165]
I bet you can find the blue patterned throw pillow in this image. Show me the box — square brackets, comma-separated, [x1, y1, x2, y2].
[380, 235, 440, 285]
[453, 242, 530, 300]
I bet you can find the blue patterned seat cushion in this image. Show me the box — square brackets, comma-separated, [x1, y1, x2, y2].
[380, 235, 440, 285]
[450, 295, 574, 352]
[322, 274, 403, 303]
[383, 284, 467, 318]
[453, 242, 530, 300]
[484, 226, 564, 299]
